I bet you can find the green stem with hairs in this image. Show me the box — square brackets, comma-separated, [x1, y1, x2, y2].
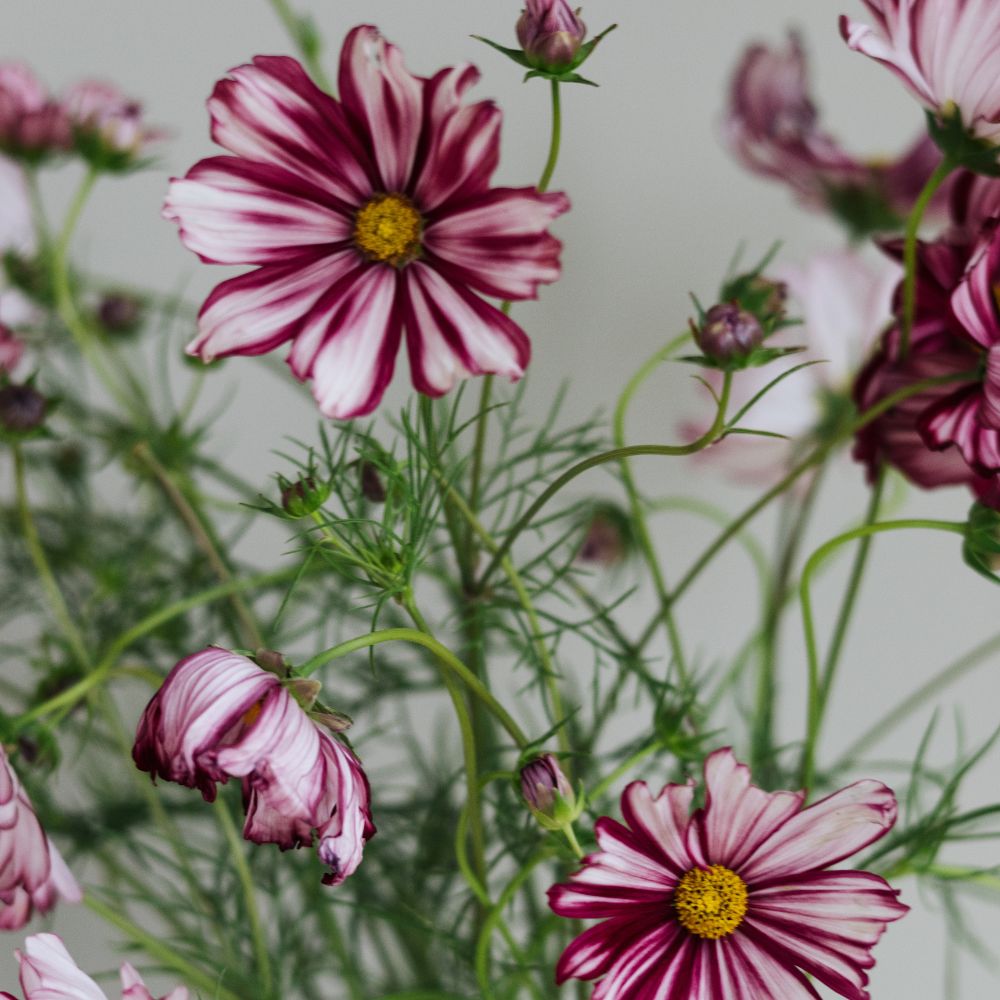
[798, 518, 965, 791]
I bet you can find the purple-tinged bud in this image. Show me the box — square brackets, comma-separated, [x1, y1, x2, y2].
[577, 504, 631, 567]
[520, 753, 579, 830]
[694, 303, 763, 363]
[0, 381, 46, 433]
[279, 473, 330, 518]
[517, 0, 587, 71]
[359, 461, 386, 503]
[97, 292, 143, 335]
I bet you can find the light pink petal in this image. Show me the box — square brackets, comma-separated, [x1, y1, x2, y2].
[696, 748, 804, 872]
[401, 262, 530, 397]
[740, 780, 897, 884]
[316, 735, 375, 886]
[164, 156, 351, 265]
[619, 779, 701, 876]
[424, 188, 569, 300]
[15, 933, 108, 1000]
[187, 250, 358, 362]
[285, 264, 401, 419]
[412, 65, 500, 212]
[337, 26, 423, 192]
[208, 55, 373, 206]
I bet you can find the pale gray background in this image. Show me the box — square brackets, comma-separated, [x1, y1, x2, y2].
[2, 0, 998, 996]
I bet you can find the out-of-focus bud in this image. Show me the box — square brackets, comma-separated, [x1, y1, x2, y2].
[517, 0, 587, 72]
[0, 323, 24, 374]
[359, 461, 386, 503]
[0, 64, 70, 162]
[693, 303, 763, 364]
[96, 291, 143, 336]
[64, 80, 158, 172]
[279, 472, 331, 518]
[963, 502, 1000, 581]
[0, 381, 47, 434]
[577, 502, 632, 567]
[520, 753, 581, 831]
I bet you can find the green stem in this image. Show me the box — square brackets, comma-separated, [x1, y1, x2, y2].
[537, 80, 562, 194]
[798, 518, 965, 790]
[215, 798, 273, 998]
[299, 627, 529, 747]
[12, 445, 90, 669]
[562, 824, 585, 860]
[84, 895, 243, 1000]
[837, 630, 1000, 766]
[268, 0, 331, 90]
[900, 156, 956, 357]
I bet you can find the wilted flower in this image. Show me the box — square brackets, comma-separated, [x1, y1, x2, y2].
[64, 80, 158, 170]
[0, 933, 188, 1000]
[517, 0, 587, 71]
[0, 382, 47, 434]
[164, 26, 569, 419]
[0, 748, 81, 930]
[0, 64, 69, 162]
[133, 647, 375, 886]
[0, 324, 23, 374]
[727, 32, 949, 234]
[693, 303, 763, 363]
[842, 0, 1000, 148]
[549, 748, 907, 999]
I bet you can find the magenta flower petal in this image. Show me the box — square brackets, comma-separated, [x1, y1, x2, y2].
[338, 25, 422, 191]
[401, 263, 529, 396]
[133, 648, 375, 885]
[919, 385, 1000, 473]
[412, 65, 500, 212]
[164, 157, 351, 265]
[189, 250, 359, 362]
[424, 188, 569, 300]
[549, 749, 906, 1000]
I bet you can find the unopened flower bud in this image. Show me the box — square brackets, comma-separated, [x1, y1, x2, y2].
[0, 381, 46, 433]
[97, 292, 143, 335]
[520, 753, 579, 830]
[694, 304, 763, 363]
[359, 461, 386, 503]
[517, 0, 587, 71]
[279, 473, 330, 518]
[577, 503, 631, 567]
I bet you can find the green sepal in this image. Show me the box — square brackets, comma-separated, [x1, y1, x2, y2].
[927, 108, 1000, 177]
[476, 23, 616, 85]
[678, 344, 806, 373]
[962, 502, 1000, 584]
[471, 36, 534, 69]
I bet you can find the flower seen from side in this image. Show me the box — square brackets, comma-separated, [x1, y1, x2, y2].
[0, 64, 69, 163]
[0, 933, 188, 1000]
[841, 0, 1000, 147]
[549, 748, 907, 999]
[64, 80, 159, 170]
[163, 25, 569, 419]
[0, 748, 81, 930]
[133, 647, 375, 886]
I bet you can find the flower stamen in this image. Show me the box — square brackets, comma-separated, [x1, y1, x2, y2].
[674, 865, 748, 939]
[353, 193, 422, 266]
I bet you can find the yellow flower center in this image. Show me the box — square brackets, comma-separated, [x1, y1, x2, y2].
[353, 193, 422, 266]
[673, 865, 748, 940]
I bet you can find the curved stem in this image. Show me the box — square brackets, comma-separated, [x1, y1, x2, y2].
[299, 628, 529, 747]
[12, 445, 90, 669]
[215, 798, 273, 998]
[900, 156, 956, 357]
[798, 518, 965, 790]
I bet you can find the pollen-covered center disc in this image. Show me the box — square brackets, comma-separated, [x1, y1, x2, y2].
[353, 193, 422, 266]
[674, 865, 748, 939]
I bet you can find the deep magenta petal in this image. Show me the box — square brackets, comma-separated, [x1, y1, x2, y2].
[918, 385, 1000, 475]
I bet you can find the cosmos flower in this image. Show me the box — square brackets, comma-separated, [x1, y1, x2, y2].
[549, 748, 907, 1000]
[726, 31, 947, 232]
[0, 748, 81, 930]
[133, 647, 375, 886]
[0, 933, 188, 1000]
[164, 25, 569, 419]
[841, 0, 1000, 145]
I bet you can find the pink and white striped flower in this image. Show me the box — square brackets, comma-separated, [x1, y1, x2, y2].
[549, 748, 907, 1000]
[133, 647, 375, 886]
[841, 0, 1000, 145]
[0, 748, 81, 931]
[164, 25, 569, 419]
[0, 933, 188, 1000]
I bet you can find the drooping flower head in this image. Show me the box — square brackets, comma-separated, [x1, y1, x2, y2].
[0, 748, 82, 930]
[133, 647, 375, 886]
[517, 0, 588, 71]
[0, 933, 188, 1000]
[842, 0, 1000, 146]
[164, 26, 569, 419]
[549, 749, 907, 999]
[726, 32, 948, 235]
[0, 64, 69, 162]
[64, 80, 159, 170]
